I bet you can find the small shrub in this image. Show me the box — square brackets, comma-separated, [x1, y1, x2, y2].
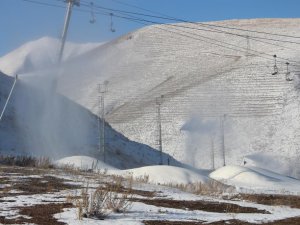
[166, 179, 235, 196]
[0, 155, 53, 168]
[69, 179, 132, 220]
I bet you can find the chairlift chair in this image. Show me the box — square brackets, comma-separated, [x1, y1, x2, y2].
[285, 62, 293, 81]
[272, 54, 278, 75]
[110, 13, 116, 32]
[89, 2, 96, 24]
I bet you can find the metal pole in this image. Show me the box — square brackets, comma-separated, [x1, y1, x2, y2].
[211, 136, 215, 170]
[101, 94, 105, 162]
[98, 82, 108, 162]
[220, 114, 226, 167]
[156, 95, 163, 165]
[58, 0, 80, 64]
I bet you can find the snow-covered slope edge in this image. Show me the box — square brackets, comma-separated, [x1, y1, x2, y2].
[0, 72, 182, 169]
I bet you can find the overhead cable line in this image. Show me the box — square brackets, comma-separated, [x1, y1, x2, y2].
[105, 0, 300, 40]
[21, 0, 300, 65]
[22, 0, 65, 9]
[78, 1, 300, 62]
[85, 9, 298, 64]
[81, 0, 300, 40]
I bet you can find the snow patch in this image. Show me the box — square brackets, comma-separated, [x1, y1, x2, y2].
[111, 165, 209, 185]
[55, 155, 116, 171]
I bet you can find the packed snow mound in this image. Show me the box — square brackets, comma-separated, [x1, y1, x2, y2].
[244, 153, 300, 178]
[55, 156, 116, 171]
[209, 165, 300, 193]
[112, 165, 209, 185]
[0, 36, 101, 75]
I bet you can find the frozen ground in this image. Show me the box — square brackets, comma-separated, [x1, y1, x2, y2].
[1, 164, 300, 225]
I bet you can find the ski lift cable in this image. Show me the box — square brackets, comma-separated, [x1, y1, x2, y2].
[20, 0, 300, 66]
[23, 0, 300, 47]
[87, 0, 300, 46]
[86, 0, 300, 40]
[22, 0, 66, 9]
[106, 0, 300, 40]
[0, 77, 17, 122]
[77, 4, 300, 65]
[99, 11, 299, 65]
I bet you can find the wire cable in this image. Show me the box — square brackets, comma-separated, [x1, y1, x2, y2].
[20, 0, 300, 65]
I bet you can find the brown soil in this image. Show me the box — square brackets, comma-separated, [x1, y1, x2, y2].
[0, 166, 48, 176]
[133, 198, 269, 214]
[238, 194, 300, 209]
[0, 203, 73, 225]
[143, 217, 300, 225]
[104, 182, 157, 197]
[0, 176, 79, 198]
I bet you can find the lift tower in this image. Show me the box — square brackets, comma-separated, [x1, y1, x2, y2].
[58, 0, 80, 64]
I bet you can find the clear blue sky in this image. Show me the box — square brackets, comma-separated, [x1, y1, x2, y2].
[1, 0, 299, 56]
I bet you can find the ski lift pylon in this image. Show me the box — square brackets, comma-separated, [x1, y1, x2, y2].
[272, 54, 278, 75]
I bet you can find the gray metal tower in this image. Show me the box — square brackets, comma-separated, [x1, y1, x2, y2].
[98, 82, 108, 162]
[58, 0, 80, 64]
[156, 95, 164, 165]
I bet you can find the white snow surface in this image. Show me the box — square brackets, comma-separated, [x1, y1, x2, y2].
[111, 165, 209, 185]
[55, 155, 116, 171]
[1, 18, 300, 179]
[244, 152, 300, 178]
[2, 166, 300, 225]
[210, 165, 300, 193]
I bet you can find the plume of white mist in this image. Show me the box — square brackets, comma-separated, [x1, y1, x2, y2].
[182, 117, 218, 168]
[14, 69, 96, 160]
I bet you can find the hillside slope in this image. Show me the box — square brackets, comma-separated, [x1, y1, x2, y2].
[1, 19, 300, 177]
[56, 19, 300, 175]
[0, 71, 180, 169]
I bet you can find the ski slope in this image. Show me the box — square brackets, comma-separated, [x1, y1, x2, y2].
[210, 165, 300, 193]
[0, 18, 300, 178]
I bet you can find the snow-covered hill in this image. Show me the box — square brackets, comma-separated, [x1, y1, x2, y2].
[1, 19, 300, 177]
[0, 71, 181, 169]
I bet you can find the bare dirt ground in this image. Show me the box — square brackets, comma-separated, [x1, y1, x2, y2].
[0, 203, 73, 225]
[132, 198, 269, 214]
[143, 217, 300, 225]
[1, 165, 300, 225]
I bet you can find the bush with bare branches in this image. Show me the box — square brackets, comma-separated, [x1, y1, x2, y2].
[69, 178, 133, 220]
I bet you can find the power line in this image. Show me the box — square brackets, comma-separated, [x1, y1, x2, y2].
[22, 0, 300, 47]
[20, 0, 300, 66]
[78, 1, 300, 64]
[82, 0, 300, 40]
[22, 0, 65, 9]
[106, 0, 300, 41]
[95, 11, 298, 64]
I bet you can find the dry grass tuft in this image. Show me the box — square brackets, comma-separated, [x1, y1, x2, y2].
[166, 179, 235, 196]
[68, 176, 133, 220]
